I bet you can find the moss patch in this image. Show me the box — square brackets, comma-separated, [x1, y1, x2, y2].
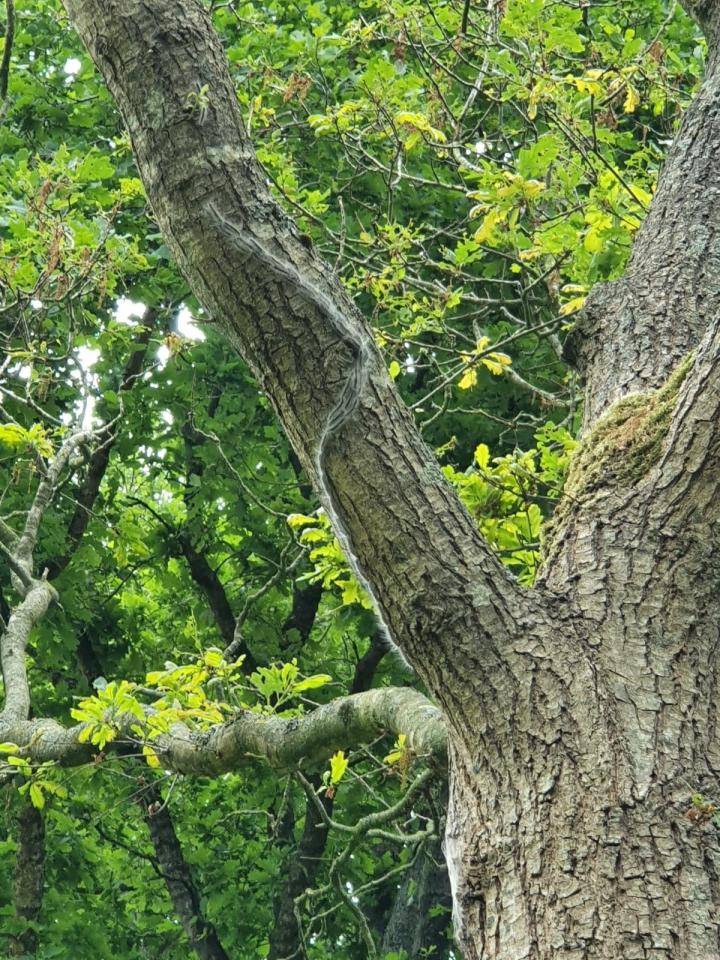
[546, 352, 694, 539]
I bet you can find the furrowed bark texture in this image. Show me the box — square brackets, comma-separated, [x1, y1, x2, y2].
[60, 0, 542, 707]
[61, 0, 720, 958]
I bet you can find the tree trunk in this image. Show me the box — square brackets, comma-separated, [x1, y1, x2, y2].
[381, 837, 452, 958]
[60, 0, 720, 957]
[446, 665, 720, 959]
[140, 786, 231, 960]
[9, 803, 45, 957]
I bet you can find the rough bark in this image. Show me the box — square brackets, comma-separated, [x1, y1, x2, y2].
[55, 1, 720, 958]
[8, 803, 45, 957]
[60, 0, 539, 701]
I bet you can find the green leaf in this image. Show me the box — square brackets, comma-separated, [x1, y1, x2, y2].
[293, 674, 332, 693]
[29, 783, 45, 809]
[76, 153, 115, 182]
[329, 750, 348, 784]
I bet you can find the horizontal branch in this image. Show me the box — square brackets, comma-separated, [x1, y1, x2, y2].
[0, 687, 447, 776]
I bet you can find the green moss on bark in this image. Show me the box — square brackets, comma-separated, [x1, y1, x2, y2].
[544, 352, 694, 546]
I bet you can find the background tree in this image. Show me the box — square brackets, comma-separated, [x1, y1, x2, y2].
[0, 0, 717, 958]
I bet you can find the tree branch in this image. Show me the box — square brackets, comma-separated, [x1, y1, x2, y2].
[61, 0, 540, 696]
[0, 580, 57, 723]
[46, 312, 156, 579]
[565, 6, 720, 427]
[0, 686, 447, 776]
[0, 0, 15, 105]
[380, 836, 452, 959]
[140, 783, 231, 960]
[268, 629, 389, 959]
[16, 429, 93, 572]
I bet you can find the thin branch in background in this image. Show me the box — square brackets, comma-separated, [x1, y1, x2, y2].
[0, 0, 15, 105]
[460, 0, 471, 34]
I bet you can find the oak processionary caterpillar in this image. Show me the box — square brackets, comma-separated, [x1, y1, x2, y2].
[204, 202, 397, 655]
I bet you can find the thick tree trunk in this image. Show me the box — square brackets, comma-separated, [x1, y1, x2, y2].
[61, 0, 720, 957]
[60, 0, 536, 694]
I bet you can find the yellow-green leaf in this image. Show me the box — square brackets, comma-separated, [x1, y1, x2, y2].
[29, 783, 45, 809]
[559, 296, 586, 316]
[624, 84, 640, 114]
[143, 745, 161, 769]
[330, 750, 348, 785]
[458, 368, 477, 391]
[203, 649, 224, 669]
[293, 674, 332, 693]
[481, 352, 512, 376]
[384, 733, 408, 765]
[474, 444, 490, 470]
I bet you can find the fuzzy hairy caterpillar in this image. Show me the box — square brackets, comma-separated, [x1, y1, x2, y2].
[204, 203, 401, 656]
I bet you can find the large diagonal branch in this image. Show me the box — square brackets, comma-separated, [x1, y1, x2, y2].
[61, 0, 540, 692]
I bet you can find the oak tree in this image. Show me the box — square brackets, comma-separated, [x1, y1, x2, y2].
[2, 0, 719, 958]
